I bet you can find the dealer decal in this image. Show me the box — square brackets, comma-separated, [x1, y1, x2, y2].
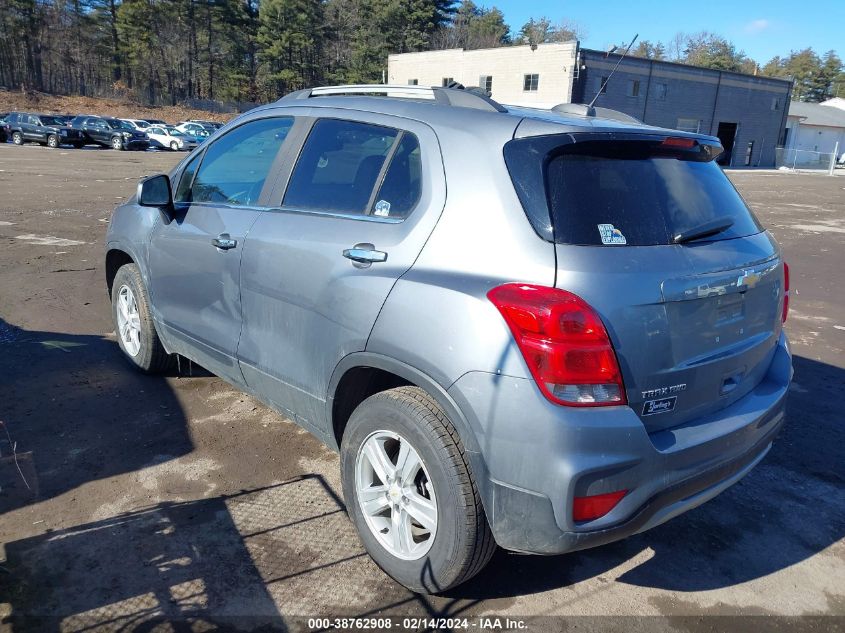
[642, 396, 677, 416]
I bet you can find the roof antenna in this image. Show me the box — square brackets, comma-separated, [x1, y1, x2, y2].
[588, 33, 638, 109]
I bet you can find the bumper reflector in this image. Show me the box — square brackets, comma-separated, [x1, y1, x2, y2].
[573, 490, 628, 522]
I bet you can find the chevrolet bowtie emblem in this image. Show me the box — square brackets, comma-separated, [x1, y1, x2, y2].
[737, 270, 761, 289]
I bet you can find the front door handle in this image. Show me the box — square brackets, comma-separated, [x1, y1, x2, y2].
[212, 234, 237, 250]
[343, 243, 387, 266]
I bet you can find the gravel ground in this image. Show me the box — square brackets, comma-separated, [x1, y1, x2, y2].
[0, 145, 842, 632]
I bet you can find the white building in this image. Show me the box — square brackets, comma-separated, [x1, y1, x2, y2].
[387, 42, 579, 108]
[784, 100, 845, 165]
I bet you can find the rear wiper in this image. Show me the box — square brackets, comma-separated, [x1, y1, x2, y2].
[673, 216, 734, 244]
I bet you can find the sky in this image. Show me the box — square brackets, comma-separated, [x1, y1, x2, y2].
[491, 0, 844, 63]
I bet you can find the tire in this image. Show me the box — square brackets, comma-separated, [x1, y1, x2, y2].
[11, 131, 23, 145]
[170, 141, 179, 151]
[111, 263, 174, 374]
[111, 136, 123, 150]
[341, 386, 495, 593]
[47, 134, 59, 148]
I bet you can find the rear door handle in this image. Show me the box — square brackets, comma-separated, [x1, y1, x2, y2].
[343, 243, 387, 265]
[212, 234, 237, 250]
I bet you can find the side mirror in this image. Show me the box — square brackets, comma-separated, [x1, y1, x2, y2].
[137, 174, 173, 208]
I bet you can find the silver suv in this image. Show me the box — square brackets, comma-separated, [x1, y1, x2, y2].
[105, 85, 792, 593]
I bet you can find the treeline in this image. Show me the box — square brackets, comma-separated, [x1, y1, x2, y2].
[1, 0, 842, 106]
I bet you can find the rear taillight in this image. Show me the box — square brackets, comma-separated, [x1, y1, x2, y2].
[487, 283, 626, 407]
[782, 262, 790, 323]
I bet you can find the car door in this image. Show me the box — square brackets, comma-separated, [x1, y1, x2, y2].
[237, 112, 445, 436]
[22, 115, 39, 141]
[32, 116, 49, 142]
[84, 118, 106, 144]
[147, 115, 295, 384]
[147, 127, 163, 147]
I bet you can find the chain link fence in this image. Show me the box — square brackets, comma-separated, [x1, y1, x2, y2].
[775, 147, 842, 174]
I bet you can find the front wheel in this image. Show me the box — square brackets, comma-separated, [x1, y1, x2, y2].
[170, 141, 179, 151]
[111, 263, 174, 373]
[111, 136, 123, 150]
[11, 131, 23, 145]
[341, 387, 495, 593]
[47, 134, 59, 148]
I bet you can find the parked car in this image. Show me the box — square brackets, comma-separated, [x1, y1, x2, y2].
[174, 121, 211, 139]
[6, 111, 86, 148]
[188, 119, 222, 130]
[121, 118, 152, 131]
[143, 118, 168, 126]
[71, 115, 149, 150]
[105, 85, 792, 594]
[145, 125, 198, 151]
[0, 118, 9, 143]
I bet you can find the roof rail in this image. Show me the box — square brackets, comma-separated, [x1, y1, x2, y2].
[551, 102, 641, 124]
[279, 84, 507, 113]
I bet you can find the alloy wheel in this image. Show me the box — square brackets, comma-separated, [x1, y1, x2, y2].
[355, 430, 438, 560]
[116, 284, 142, 357]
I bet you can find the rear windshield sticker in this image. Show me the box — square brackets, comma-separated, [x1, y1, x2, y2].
[598, 223, 627, 245]
[374, 200, 391, 217]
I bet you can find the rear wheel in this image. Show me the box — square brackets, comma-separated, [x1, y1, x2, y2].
[111, 263, 174, 373]
[111, 136, 123, 150]
[341, 386, 495, 593]
[46, 134, 59, 148]
[11, 131, 23, 145]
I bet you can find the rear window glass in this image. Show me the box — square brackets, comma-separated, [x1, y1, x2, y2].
[284, 119, 399, 215]
[509, 139, 762, 246]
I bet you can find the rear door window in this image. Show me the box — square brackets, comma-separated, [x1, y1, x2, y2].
[283, 119, 399, 215]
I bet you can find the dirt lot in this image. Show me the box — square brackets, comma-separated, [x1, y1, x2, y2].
[0, 144, 843, 632]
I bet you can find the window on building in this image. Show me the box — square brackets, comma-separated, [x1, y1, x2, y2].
[479, 75, 493, 94]
[442, 77, 454, 87]
[654, 83, 667, 101]
[676, 118, 701, 133]
[627, 80, 640, 97]
[408, 79, 418, 85]
[771, 97, 780, 111]
[598, 76, 609, 95]
[523, 73, 539, 91]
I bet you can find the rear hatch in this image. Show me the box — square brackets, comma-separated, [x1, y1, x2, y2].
[505, 131, 786, 433]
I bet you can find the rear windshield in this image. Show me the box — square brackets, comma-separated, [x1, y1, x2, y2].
[507, 137, 762, 246]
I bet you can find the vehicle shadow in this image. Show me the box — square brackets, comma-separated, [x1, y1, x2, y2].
[443, 353, 844, 599]
[0, 317, 193, 513]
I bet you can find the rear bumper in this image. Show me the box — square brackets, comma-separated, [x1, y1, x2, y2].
[448, 331, 791, 554]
